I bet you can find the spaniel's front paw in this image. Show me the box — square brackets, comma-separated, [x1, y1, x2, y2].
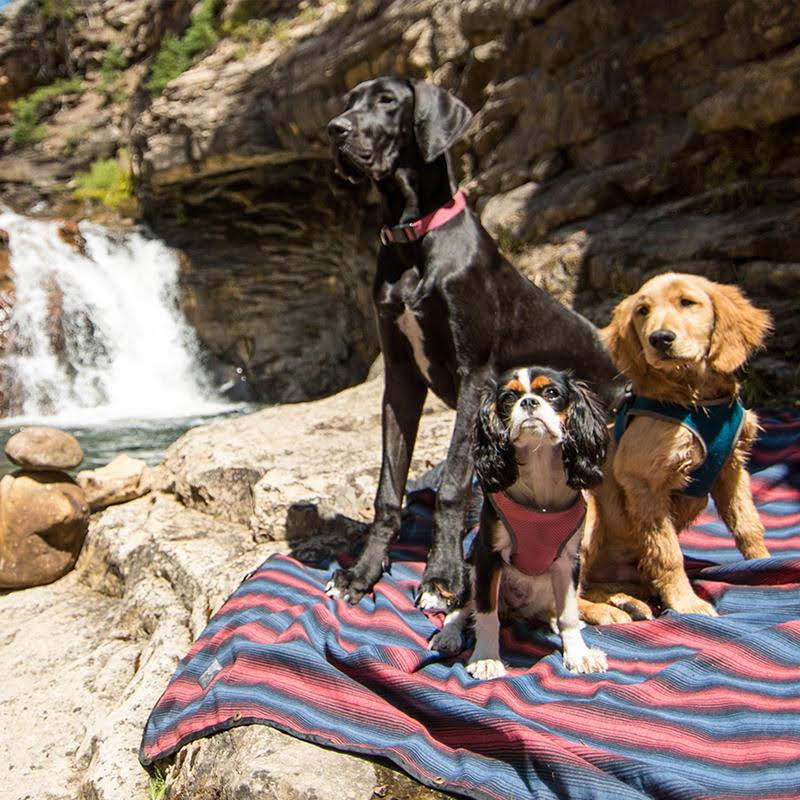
[429, 627, 464, 656]
[563, 646, 607, 674]
[466, 658, 506, 680]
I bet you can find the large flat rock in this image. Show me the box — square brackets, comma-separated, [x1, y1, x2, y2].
[0, 377, 455, 800]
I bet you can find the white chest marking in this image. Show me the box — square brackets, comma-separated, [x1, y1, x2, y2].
[398, 306, 433, 383]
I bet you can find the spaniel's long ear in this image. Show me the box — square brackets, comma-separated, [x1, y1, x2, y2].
[561, 380, 609, 490]
[473, 383, 517, 494]
[602, 294, 647, 385]
[707, 281, 772, 374]
[410, 81, 473, 163]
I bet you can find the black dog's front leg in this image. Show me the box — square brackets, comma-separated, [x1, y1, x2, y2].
[417, 369, 488, 612]
[327, 361, 427, 604]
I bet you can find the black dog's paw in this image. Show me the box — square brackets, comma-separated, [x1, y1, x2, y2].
[416, 568, 465, 614]
[326, 567, 375, 605]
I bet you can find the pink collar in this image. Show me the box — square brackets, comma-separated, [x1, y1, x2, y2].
[488, 491, 587, 576]
[379, 191, 467, 245]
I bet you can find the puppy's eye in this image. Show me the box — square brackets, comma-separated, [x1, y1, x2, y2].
[542, 387, 559, 401]
[378, 94, 396, 105]
[636, 305, 649, 317]
[679, 297, 696, 307]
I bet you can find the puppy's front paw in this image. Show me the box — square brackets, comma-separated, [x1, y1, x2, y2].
[429, 627, 463, 656]
[326, 568, 372, 605]
[466, 658, 506, 680]
[563, 646, 607, 674]
[668, 595, 718, 617]
[580, 601, 633, 626]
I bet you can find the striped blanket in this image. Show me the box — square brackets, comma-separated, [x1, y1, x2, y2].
[140, 413, 800, 799]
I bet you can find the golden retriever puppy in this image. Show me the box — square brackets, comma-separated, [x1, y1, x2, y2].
[579, 273, 772, 624]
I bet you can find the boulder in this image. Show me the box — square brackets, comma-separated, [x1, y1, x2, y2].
[76, 454, 151, 511]
[0, 470, 89, 588]
[4, 426, 84, 471]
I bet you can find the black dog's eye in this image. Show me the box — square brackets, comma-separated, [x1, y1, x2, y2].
[679, 297, 696, 307]
[378, 94, 396, 105]
[636, 304, 649, 317]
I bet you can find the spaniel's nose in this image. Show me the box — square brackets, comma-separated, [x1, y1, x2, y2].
[327, 117, 352, 143]
[649, 329, 676, 351]
[520, 396, 539, 411]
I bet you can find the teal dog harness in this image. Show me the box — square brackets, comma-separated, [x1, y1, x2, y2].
[613, 395, 745, 498]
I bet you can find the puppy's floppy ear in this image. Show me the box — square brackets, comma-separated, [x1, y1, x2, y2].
[602, 294, 647, 385]
[707, 281, 772, 374]
[473, 382, 517, 494]
[410, 80, 473, 163]
[561, 380, 609, 490]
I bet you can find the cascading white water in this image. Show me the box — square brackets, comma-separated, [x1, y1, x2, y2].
[0, 208, 232, 425]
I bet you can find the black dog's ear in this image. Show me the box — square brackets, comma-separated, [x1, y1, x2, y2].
[410, 80, 473, 163]
[473, 382, 517, 494]
[561, 380, 609, 490]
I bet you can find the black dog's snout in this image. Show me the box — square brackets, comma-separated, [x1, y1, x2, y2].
[649, 329, 676, 351]
[327, 116, 352, 142]
[520, 396, 539, 410]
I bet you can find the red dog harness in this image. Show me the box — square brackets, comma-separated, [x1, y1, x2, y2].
[488, 491, 587, 576]
[380, 191, 467, 244]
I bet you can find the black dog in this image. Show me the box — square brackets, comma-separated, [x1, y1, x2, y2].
[326, 77, 625, 612]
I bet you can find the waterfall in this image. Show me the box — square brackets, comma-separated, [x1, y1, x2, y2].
[0, 209, 232, 425]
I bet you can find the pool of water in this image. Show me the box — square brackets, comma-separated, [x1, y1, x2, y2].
[0, 408, 257, 478]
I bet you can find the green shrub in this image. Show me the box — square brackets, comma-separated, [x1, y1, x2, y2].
[147, 0, 220, 95]
[73, 151, 135, 210]
[40, 0, 78, 24]
[101, 45, 128, 84]
[10, 77, 84, 145]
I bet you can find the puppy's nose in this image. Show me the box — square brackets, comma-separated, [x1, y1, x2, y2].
[520, 396, 539, 411]
[327, 117, 352, 142]
[649, 329, 676, 351]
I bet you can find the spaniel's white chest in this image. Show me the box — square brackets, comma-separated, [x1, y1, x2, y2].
[397, 305, 433, 383]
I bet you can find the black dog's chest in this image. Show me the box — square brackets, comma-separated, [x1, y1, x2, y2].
[377, 268, 458, 406]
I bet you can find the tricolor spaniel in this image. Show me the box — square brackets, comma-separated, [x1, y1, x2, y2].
[431, 366, 609, 678]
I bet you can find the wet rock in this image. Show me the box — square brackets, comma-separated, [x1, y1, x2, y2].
[56, 221, 87, 255]
[0, 470, 89, 588]
[5, 426, 84, 471]
[76, 453, 151, 511]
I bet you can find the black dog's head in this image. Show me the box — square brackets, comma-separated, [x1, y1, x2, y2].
[474, 366, 610, 494]
[327, 77, 472, 183]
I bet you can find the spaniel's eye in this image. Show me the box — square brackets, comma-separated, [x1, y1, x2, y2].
[636, 305, 649, 317]
[542, 386, 559, 401]
[497, 390, 517, 408]
[679, 297, 696, 307]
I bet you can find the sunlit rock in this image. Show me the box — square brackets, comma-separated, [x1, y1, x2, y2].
[4, 426, 84, 471]
[76, 454, 151, 511]
[0, 470, 89, 588]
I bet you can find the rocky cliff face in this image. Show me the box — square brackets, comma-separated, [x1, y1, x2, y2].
[1, 0, 798, 403]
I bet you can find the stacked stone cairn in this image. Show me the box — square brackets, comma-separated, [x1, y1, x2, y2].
[0, 427, 150, 589]
[0, 427, 89, 589]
